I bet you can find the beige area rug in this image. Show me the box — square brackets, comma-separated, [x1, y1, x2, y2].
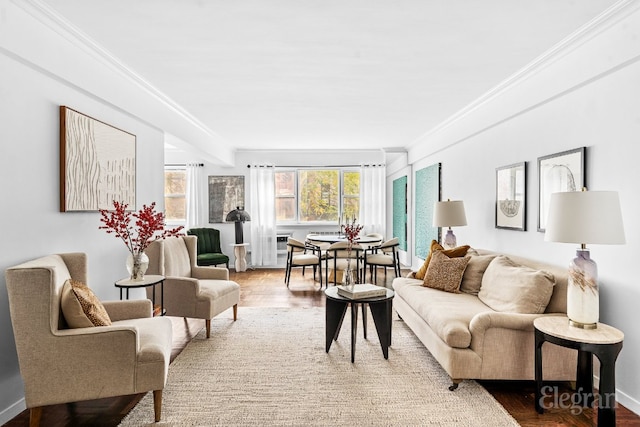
[120, 307, 519, 426]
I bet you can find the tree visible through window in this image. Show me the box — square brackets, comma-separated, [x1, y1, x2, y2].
[275, 169, 359, 223]
[164, 168, 186, 222]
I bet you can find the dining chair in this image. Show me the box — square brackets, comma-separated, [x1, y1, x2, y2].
[363, 237, 401, 284]
[285, 238, 323, 288]
[324, 241, 364, 287]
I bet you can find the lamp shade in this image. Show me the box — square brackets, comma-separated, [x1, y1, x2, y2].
[433, 200, 467, 227]
[544, 191, 625, 245]
[225, 207, 251, 223]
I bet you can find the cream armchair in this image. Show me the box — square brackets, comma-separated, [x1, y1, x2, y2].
[146, 236, 240, 338]
[5, 253, 172, 426]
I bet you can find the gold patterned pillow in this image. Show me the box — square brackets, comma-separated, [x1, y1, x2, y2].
[61, 279, 112, 328]
[415, 240, 470, 280]
[423, 250, 471, 293]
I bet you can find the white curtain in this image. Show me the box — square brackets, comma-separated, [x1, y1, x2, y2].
[249, 165, 277, 266]
[359, 164, 386, 237]
[185, 163, 204, 229]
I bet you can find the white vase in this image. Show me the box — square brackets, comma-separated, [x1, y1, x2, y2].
[126, 252, 149, 281]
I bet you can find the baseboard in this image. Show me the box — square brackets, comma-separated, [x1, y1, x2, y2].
[0, 398, 26, 425]
[594, 375, 640, 416]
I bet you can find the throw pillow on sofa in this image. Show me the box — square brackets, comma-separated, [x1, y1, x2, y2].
[460, 254, 498, 295]
[423, 250, 471, 293]
[478, 256, 555, 314]
[415, 240, 470, 280]
[61, 279, 112, 328]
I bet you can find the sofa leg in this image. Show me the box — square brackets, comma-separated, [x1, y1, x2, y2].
[233, 304, 238, 321]
[29, 407, 42, 427]
[449, 379, 462, 391]
[206, 319, 211, 338]
[153, 389, 162, 422]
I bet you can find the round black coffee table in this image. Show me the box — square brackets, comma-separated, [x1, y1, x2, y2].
[324, 286, 394, 363]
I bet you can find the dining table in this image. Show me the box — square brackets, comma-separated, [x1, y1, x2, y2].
[305, 234, 382, 244]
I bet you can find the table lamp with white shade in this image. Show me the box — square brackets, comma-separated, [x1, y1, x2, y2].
[433, 200, 467, 249]
[544, 189, 625, 329]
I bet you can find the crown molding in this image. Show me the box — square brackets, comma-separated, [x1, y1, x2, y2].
[13, 0, 226, 147]
[407, 0, 640, 150]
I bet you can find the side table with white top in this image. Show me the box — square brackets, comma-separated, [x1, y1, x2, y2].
[534, 316, 624, 426]
[230, 243, 250, 272]
[115, 275, 166, 316]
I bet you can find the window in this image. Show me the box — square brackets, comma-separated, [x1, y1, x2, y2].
[275, 169, 360, 223]
[164, 168, 186, 223]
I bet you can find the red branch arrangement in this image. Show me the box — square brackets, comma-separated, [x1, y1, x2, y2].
[99, 201, 184, 255]
[341, 217, 363, 250]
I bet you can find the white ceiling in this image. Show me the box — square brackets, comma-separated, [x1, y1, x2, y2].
[42, 0, 617, 153]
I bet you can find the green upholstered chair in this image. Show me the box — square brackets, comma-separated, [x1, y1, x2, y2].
[186, 228, 230, 268]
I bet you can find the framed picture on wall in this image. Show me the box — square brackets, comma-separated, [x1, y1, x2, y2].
[414, 163, 441, 259]
[60, 106, 136, 212]
[537, 147, 586, 232]
[208, 176, 245, 223]
[495, 162, 526, 231]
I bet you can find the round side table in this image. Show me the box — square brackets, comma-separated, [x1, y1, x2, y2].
[534, 316, 623, 426]
[324, 286, 394, 363]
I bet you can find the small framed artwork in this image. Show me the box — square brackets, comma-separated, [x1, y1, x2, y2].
[537, 147, 586, 232]
[208, 176, 245, 223]
[60, 106, 136, 212]
[496, 162, 526, 231]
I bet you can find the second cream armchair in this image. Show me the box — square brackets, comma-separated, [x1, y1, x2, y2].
[146, 236, 240, 338]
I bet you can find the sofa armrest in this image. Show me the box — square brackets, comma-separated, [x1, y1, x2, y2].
[469, 312, 566, 354]
[192, 266, 229, 280]
[102, 299, 152, 321]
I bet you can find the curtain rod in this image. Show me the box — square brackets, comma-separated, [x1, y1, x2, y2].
[247, 164, 385, 168]
[165, 163, 204, 167]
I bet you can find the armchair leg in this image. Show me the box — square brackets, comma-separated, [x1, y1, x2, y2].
[153, 389, 163, 422]
[29, 407, 42, 427]
[206, 319, 211, 338]
[233, 304, 238, 321]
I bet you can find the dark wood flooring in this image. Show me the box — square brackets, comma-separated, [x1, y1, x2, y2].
[4, 267, 640, 426]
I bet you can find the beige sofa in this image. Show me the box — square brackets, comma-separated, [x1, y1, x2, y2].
[392, 249, 577, 390]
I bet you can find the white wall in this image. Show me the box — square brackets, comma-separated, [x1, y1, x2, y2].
[0, 2, 165, 422]
[394, 2, 640, 414]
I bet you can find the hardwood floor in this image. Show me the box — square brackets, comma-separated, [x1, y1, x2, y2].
[4, 267, 640, 426]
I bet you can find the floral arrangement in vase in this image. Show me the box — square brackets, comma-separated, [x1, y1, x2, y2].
[340, 216, 363, 287]
[99, 201, 183, 280]
[341, 216, 363, 251]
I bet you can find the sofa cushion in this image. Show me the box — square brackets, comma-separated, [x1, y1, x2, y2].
[478, 256, 555, 314]
[393, 277, 492, 348]
[61, 279, 112, 328]
[415, 240, 470, 280]
[423, 250, 470, 293]
[460, 254, 498, 295]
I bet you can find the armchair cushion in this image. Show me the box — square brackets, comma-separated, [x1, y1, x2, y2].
[61, 279, 112, 328]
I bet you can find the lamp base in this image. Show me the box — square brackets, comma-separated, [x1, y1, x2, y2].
[234, 221, 244, 244]
[443, 229, 457, 249]
[568, 319, 597, 330]
[567, 248, 599, 329]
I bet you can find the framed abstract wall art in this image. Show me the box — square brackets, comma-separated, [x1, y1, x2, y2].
[392, 175, 408, 251]
[60, 106, 136, 212]
[208, 175, 245, 223]
[537, 147, 586, 232]
[414, 163, 441, 259]
[496, 162, 526, 231]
